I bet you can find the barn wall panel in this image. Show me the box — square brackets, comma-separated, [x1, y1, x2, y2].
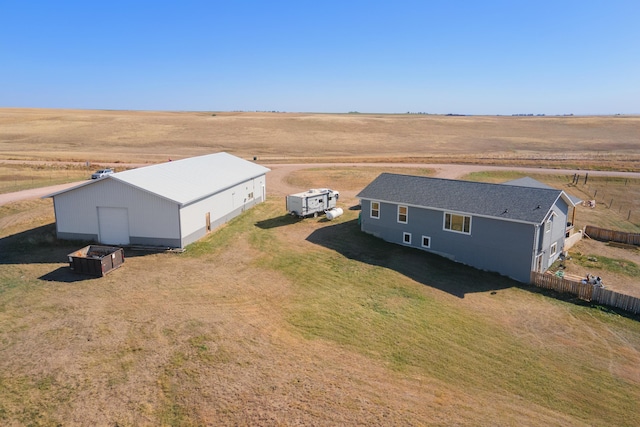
[179, 175, 266, 246]
[53, 179, 180, 243]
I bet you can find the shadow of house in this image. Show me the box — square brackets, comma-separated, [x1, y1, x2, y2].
[306, 219, 516, 298]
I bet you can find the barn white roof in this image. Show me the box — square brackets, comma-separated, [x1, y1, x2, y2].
[47, 152, 270, 206]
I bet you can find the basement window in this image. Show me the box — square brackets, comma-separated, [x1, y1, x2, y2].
[403, 232, 412, 244]
[421, 236, 431, 248]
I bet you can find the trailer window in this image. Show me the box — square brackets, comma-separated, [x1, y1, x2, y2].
[370, 201, 380, 218]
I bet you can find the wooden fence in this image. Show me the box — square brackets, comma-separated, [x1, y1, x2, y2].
[530, 271, 640, 315]
[584, 225, 640, 246]
[592, 287, 640, 314]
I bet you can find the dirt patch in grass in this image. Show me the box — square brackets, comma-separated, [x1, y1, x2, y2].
[552, 238, 640, 298]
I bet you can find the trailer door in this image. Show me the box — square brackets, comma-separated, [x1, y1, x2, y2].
[98, 207, 130, 245]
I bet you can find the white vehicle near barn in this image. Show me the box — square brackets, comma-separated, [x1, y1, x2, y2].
[91, 168, 114, 179]
[286, 188, 339, 218]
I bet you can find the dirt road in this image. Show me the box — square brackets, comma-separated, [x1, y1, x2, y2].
[263, 162, 640, 196]
[3, 162, 640, 206]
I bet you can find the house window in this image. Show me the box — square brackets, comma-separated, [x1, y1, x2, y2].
[550, 242, 557, 258]
[370, 201, 380, 219]
[397, 205, 408, 223]
[403, 232, 411, 244]
[444, 212, 471, 234]
[421, 236, 431, 248]
[545, 212, 556, 233]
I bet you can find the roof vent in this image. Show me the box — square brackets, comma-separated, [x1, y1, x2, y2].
[502, 209, 509, 214]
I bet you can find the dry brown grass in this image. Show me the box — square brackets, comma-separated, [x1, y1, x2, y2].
[1, 109, 640, 425]
[2, 108, 639, 170]
[2, 193, 640, 426]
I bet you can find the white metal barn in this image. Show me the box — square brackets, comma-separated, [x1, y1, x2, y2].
[46, 152, 270, 249]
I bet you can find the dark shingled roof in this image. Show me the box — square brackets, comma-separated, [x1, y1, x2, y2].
[356, 173, 564, 224]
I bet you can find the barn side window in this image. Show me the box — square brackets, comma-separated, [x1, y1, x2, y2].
[444, 212, 471, 234]
[397, 205, 408, 223]
[370, 201, 380, 219]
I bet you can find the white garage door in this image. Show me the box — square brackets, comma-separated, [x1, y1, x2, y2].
[98, 207, 130, 245]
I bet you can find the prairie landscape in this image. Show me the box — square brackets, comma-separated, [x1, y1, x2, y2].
[1, 108, 640, 426]
[2, 108, 640, 168]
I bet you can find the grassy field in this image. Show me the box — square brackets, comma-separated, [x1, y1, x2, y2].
[2, 108, 640, 170]
[1, 109, 640, 425]
[1, 196, 640, 425]
[0, 163, 93, 193]
[1, 164, 640, 425]
[461, 170, 640, 231]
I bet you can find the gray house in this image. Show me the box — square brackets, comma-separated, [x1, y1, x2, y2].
[356, 173, 578, 283]
[47, 152, 269, 249]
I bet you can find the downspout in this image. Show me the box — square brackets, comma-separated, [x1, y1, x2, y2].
[52, 197, 60, 238]
[531, 223, 540, 272]
[178, 204, 183, 249]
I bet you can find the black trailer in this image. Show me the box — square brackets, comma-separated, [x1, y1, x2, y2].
[67, 245, 125, 277]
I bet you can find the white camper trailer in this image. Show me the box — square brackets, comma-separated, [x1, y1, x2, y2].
[286, 188, 340, 218]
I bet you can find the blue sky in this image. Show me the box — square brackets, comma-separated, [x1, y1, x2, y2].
[1, 1, 639, 115]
